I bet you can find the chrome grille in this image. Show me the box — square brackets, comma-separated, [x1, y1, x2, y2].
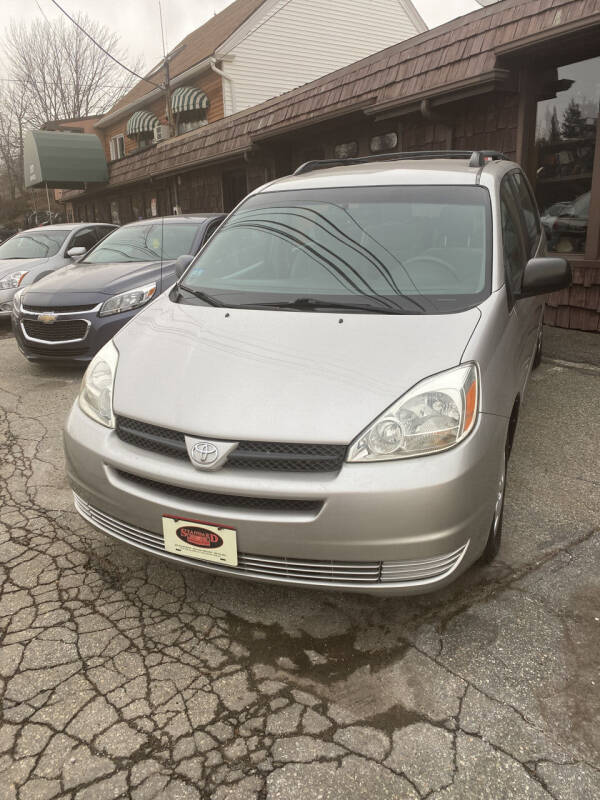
[23, 303, 97, 313]
[73, 494, 470, 588]
[381, 545, 470, 582]
[115, 416, 347, 473]
[23, 319, 88, 342]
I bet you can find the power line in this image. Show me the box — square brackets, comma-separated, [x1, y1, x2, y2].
[46, 0, 161, 90]
[34, 0, 51, 24]
[0, 76, 139, 91]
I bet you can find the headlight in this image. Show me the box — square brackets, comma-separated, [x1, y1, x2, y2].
[347, 363, 479, 462]
[99, 282, 156, 317]
[79, 341, 119, 428]
[13, 288, 24, 313]
[0, 270, 28, 290]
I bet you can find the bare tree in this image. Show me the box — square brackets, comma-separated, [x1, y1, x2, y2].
[0, 82, 28, 201]
[4, 14, 143, 126]
[0, 12, 143, 220]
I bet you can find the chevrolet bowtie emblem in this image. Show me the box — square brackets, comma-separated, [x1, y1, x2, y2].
[38, 313, 57, 324]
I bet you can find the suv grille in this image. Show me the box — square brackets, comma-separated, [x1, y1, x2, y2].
[115, 416, 347, 473]
[115, 470, 323, 515]
[23, 319, 88, 342]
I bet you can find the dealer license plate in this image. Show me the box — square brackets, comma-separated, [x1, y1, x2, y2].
[162, 515, 238, 567]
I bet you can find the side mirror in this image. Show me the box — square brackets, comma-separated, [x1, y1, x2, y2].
[175, 254, 194, 279]
[520, 257, 572, 298]
[67, 246, 87, 258]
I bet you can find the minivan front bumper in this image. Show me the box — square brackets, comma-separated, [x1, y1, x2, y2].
[64, 402, 508, 595]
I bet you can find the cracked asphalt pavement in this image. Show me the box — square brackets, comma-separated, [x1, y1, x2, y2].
[0, 321, 599, 800]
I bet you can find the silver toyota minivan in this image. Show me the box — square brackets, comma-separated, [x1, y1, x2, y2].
[64, 151, 571, 594]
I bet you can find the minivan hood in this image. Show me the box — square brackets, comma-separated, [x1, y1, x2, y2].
[113, 296, 481, 444]
[0, 256, 49, 277]
[22, 260, 168, 303]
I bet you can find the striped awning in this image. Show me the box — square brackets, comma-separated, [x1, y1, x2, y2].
[171, 86, 209, 114]
[126, 110, 159, 136]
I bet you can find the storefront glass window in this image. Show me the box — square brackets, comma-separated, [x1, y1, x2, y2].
[535, 55, 599, 254]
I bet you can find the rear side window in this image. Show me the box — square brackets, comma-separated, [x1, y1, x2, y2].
[69, 227, 97, 252]
[509, 172, 541, 258]
[94, 225, 114, 242]
[500, 177, 527, 296]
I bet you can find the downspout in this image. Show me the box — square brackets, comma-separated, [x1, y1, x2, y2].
[210, 57, 236, 115]
[420, 98, 453, 149]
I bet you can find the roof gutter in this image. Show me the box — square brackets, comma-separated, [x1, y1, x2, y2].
[365, 69, 512, 121]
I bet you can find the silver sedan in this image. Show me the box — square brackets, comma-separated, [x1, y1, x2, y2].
[0, 223, 116, 318]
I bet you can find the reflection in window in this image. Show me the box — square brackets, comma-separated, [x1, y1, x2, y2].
[183, 186, 491, 313]
[333, 141, 358, 159]
[535, 55, 599, 254]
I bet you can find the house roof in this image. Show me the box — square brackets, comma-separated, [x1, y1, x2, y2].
[98, 0, 600, 189]
[109, 0, 268, 114]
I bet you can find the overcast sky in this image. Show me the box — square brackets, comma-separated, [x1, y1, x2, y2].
[1, 0, 479, 77]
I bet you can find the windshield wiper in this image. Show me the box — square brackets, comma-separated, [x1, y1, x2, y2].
[238, 297, 408, 314]
[176, 284, 224, 306]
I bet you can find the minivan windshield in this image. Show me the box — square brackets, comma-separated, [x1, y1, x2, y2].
[83, 222, 199, 264]
[0, 229, 68, 259]
[180, 186, 492, 313]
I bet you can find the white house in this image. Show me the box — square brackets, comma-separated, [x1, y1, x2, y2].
[215, 0, 428, 115]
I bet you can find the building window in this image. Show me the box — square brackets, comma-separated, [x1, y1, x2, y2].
[109, 134, 125, 161]
[135, 132, 155, 150]
[370, 132, 398, 153]
[176, 110, 208, 135]
[535, 55, 599, 254]
[333, 141, 358, 159]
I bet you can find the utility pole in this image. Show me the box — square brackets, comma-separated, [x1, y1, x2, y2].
[164, 56, 173, 136]
[158, 1, 173, 137]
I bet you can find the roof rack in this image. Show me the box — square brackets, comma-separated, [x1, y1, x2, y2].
[293, 150, 507, 176]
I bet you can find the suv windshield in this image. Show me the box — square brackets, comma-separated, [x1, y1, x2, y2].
[83, 222, 199, 264]
[180, 186, 492, 313]
[0, 230, 68, 259]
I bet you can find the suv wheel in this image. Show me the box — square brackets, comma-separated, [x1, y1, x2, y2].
[479, 447, 507, 564]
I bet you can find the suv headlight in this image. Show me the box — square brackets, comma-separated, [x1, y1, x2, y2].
[347, 363, 479, 462]
[79, 341, 119, 428]
[99, 282, 156, 317]
[0, 270, 28, 290]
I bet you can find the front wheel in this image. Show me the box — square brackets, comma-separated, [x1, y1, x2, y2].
[479, 448, 507, 564]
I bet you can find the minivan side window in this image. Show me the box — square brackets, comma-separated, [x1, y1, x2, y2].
[500, 177, 527, 298]
[509, 171, 541, 258]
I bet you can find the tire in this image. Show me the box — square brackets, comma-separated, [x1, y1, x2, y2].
[532, 325, 543, 370]
[479, 447, 507, 564]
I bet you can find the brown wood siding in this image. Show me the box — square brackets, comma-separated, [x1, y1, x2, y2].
[545, 267, 600, 331]
[98, 0, 598, 189]
[102, 71, 224, 163]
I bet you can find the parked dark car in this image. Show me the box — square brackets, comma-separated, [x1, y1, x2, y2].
[12, 214, 225, 363]
[541, 190, 590, 253]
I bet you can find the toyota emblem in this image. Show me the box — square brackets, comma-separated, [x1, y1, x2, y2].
[191, 441, 219, 465]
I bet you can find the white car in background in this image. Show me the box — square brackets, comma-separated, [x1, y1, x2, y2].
[0, 223, 116, 318]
